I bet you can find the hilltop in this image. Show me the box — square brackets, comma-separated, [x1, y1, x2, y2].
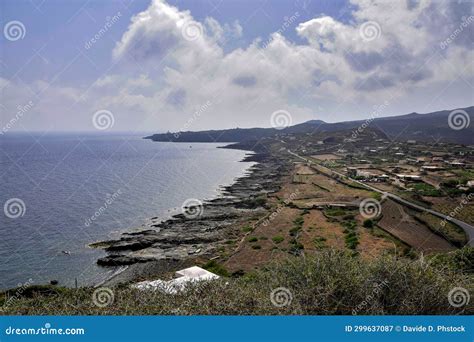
[146, 106, 474, 145]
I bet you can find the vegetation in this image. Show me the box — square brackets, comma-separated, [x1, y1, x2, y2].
[293, 216, 304, 227]
[313, 236, 327, 249]
[416, 212, 468, 247]
[2, 249, 472, 315]
[323, 207, 347, 217]
[289, 215, 304, 237]
[363, 219, 374, 228]
[242, 225, 253, 233]
[441, 179, 459, 188]
[202, 260, 229, 277]
[288, 214, 305, 255]
[289, 239, 304, 255]
[341, 219, 359, 250]
[272, 236, 284, 244]
[412, 183, 442, 197]
[452, 170, 474, 185]
[429, 247, 474, 274]
[241, 196, 267, 209]
[371, 192, 382, 201]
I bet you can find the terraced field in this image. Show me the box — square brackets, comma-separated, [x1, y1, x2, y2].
[377, 200, 454, 253]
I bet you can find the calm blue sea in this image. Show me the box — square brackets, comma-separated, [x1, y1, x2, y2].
[0, 133, 253, 290]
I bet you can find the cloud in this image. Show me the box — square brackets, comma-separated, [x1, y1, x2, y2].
[108, 0, 473, 130]
[3, 0, 473, 132]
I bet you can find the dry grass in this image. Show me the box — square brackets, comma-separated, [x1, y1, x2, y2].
[1, 249, 472, 315]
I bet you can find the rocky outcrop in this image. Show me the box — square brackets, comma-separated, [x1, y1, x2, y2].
[92, 150, 290, 268]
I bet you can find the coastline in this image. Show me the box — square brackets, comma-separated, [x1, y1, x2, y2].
[91, 141, 288, 286]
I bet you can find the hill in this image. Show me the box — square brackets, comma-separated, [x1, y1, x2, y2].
[145, 106, 474, 145]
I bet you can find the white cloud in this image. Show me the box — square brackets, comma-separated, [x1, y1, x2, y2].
[3, 0, 473, 132]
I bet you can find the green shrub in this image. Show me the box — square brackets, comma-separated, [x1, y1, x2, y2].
[289, 242, 304, 255]
[242, 225, 253, 233]
[372, 192, 382, 201]
[248, 237, 258, 242]
[293, 216, 304, 226]
[363, 219, 374, 228]
[289, 227, 299, 236]
[342, 220, 359, 250]
[272, 236, 284, 244]
[202, 260, 230, 277]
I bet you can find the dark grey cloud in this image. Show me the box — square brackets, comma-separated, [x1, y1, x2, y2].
[345, 51, 385, 72]
[232, 76, 257, 87]
[406, 0, 419, 11]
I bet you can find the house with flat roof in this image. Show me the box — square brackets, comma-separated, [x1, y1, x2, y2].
[132, 266, 220, 294]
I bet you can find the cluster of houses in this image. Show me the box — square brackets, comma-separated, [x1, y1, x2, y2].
[346, 153, 473, 190]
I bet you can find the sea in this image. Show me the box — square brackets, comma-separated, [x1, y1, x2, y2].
[0, 133, 254, 290]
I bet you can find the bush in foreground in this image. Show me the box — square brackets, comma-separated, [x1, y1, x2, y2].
[1, 249, 472, 315]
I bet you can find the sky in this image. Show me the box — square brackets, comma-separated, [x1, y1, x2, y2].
[0, 0, 473, 133]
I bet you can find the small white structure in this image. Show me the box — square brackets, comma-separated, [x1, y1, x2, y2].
[420, 165, 444, 171]
[132, 266, 220, 294]
[395, 174, 422, 181]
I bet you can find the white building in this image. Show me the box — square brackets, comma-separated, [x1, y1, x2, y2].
[132, 266, 220, 294]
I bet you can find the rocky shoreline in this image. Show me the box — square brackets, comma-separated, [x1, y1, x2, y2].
[90, 141, 290, 285]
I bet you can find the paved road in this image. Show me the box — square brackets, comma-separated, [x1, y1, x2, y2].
[288, 150, 474, 246]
